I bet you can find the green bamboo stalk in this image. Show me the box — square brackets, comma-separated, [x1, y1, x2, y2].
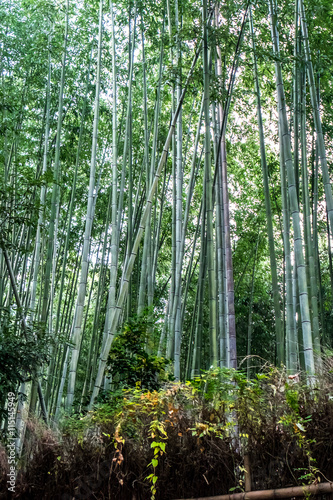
[41, 0, 69, 325]
[300, 73, 321, 365]
[215, 139, 227, 368]
[312, 126, 326, 339]
[172, 0, 183, 378]
[51, 251, 82, 418]
[29, 30, 51, 318]
[102, 0, 119, 352]
[152, 167, 168, 292]
[49, 251, 81, 417]
[212, 85, 227, 368]
[103, 4, 136, 351]
[299, 0, 333, 237]
[137, 17, 151, 317]
[123, 9, 136, 320]
[181, 249, 199, 376]
[167, 97, 203, 372]
[293, 0, 300, 202]
[149, 15, 164, 297]
[247, 234, 259, 378]
[81, 189, 112, 406]
[279, 118, 297, 372]
[215, 7, 237, 370]
[44, 48, 92, 407]
[89, 38, 204, 407]
[203, 0, 217, 369]
[249, 4, 284, 365]
[268, 0, 314, 379]
[66, 0, 103, 410]
[0, 241, 48, 423]
[191, 208, 207, 378]
[165, 0, 176, 362]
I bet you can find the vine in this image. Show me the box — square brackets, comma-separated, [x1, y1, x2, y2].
[146, 419, 168, 499]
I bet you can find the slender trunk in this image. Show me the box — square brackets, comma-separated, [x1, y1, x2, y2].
[89, 41, 203, 407]
[137, 19, 151, 318]
[203, 0, 217, 368]
[102, 2, 131, 353]
[215, 9, 237, 370]
[279, 119, 297, 373]
[41, 0, 69, 325]
[66, 0, 103, 410]
[0, 242, 48, 423]
[300, 73, 321, 365]
[300, 0, 333, 235]
[249, 4, 283, 365]
[29, 29, 52, 319]
[45, 48, 92, 407]
[269, 0, 314, 378]
[192, 205, 207, 378]
[247, 235, 259, 379]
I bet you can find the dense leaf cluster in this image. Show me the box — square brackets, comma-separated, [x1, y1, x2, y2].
[0, 319, 50, 423]
[107, 317, 170, 391]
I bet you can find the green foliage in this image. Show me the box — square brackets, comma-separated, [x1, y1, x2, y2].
[190, 366, 238, 407]
[0, 318, 50, 422]
[146, 420, 168, 499]
[22, 366, 333, 499]
[107, 317, 170, 391]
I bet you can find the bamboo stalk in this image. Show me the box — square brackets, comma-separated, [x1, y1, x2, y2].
[41, 0, 69, 324]
[268, 0, 315, 379]
[203, 0, 217, 369]
[89, 20, 208, 407]
[299, 0, 333, 234]
[66, 0, 104, 410]
[244, 454, 251, 492]
[249, 5, 283, 367]
[101, 0, 119, 352]
[173, 0, 183, 378]
[0, 242, 48, 424]
[173, 481, 333, 500]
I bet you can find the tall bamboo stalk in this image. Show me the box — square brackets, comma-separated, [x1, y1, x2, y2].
[41, 0, 69, 325]
[203, 0, 217, 368]
[268, 0, 314, 378]
[299, 0, 333, 235]
[215, 7, 237, 370]
[300, 72, 321, 365]
[66, 0, 103, 410]
[249, 4, 284, 366]
[247, 234, 259, 378]
[89, 39, 204, 407]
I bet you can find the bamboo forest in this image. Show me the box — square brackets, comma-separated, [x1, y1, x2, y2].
[1, 0, 333, 498]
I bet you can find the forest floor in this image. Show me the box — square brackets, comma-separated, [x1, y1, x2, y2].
[1, 367, 333, 500]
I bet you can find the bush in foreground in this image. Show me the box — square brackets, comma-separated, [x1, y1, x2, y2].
[1, 367, 333, 499]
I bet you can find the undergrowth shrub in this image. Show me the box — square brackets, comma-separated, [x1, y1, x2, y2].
[0, 321, 50, 425]
[105, 317, 171, 393]
[1, 366, 332, 499]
